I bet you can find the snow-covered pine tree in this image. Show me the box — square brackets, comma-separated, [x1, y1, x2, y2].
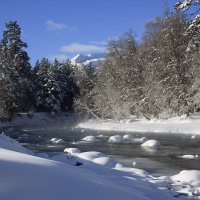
[34, 58, 78, 114]
[57, 60, 78, 112]
[0, 21, 32, 120]
[34, 58, 53, 112]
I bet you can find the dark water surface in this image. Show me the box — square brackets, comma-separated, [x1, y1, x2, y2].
[5, 126, 200, 176]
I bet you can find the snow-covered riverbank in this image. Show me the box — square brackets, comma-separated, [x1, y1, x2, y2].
[1, 112, 200, 198]
[0, 112, 78, 128]
[77, 113, 200, 135]
[2, 112, 200, 135]
[0, 133, 178, 200]
[1, 132, 200, 199]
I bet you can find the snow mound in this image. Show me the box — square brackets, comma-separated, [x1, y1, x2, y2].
[191, 135, 196, 139]
[64, 148, 81, 154]
[179, 155, 199, 159]
[77, 151, 104, 161]
[93, 157, 117, 168]
[108, 135, 123, 143]
[82, 135, 96, 142]
[108, 135, 147, 143]
[171, 170, 200, 186]
[123, 134, 133, 140]
[141, 140, 160, 149]
[50, 138, 65, 144]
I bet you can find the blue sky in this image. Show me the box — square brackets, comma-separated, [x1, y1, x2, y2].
[0, 0, 178, 65]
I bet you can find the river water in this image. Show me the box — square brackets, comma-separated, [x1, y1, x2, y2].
[5, 126, 200, 177]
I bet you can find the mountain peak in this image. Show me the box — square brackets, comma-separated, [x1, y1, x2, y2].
[71, 53, 105, 67]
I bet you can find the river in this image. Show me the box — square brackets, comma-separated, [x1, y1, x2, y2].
[5, 126, 200, 177]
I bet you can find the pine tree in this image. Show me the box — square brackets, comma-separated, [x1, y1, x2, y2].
[34, 58, 78, 114]
[0, 21, 32, 120]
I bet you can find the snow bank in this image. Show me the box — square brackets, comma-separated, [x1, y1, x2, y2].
[0, 134, 193, 200]
[77, 113, 200, 135]
[141, 140, 160, 149]
[4, 112, 77, 127]
[0, 134, 33, 155]
[1, 148, 156, 200]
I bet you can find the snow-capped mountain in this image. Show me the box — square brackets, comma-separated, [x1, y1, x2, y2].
[71, 53, 105, 67]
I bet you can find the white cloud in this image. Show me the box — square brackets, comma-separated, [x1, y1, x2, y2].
[46, 20, 76, 32]
[60, 43, 105, 53]
[49, 54, 70, 62]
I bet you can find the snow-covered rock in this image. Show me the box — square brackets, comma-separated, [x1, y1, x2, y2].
[141, 140, 160, 149]
[64, 148, 81, 154]
[50, 138, 65, 144]
[191, 135, 196, 139]
[82, 135, 96, 142]
[179, 154, 199, 159]
[171, 170, 200, 186]
[123, 134, 133, 140]
[108, 135, 123, 143]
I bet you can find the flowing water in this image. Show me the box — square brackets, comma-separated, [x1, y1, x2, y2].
[5, 126, 200, 176]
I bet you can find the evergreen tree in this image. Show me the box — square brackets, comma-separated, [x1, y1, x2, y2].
[0, 21, 32, 120]
[34, 58, 78, 114]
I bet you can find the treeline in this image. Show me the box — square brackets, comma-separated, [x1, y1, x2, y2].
[0, 21, 78, 121]
[0, 4, 200, 121]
